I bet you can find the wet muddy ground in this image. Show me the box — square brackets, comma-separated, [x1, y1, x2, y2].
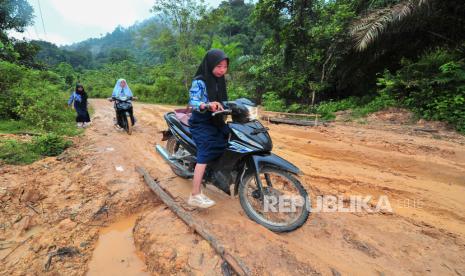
[1, 99, 464, 275]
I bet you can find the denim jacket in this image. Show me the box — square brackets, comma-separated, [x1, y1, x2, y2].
[67, 91, 82, 106]
[188, 80, 208, 112]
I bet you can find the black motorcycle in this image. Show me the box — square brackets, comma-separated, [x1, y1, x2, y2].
[108, 96, 136, 135]
[156, 99, 310, 232]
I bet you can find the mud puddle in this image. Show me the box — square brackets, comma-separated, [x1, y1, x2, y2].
[86, 214, 149, 276]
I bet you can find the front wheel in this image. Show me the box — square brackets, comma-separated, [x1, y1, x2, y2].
[120, 112, 132, 135]
[239, 166, 310, 232]
[125, 112, 132, 135]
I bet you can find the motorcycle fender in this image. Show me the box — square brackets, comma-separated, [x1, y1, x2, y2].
[160, 130, 172, 141]
[251, 153, 302, 175]
[234, 154, 301, 196]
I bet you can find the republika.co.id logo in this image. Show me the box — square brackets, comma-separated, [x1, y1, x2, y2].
[263, 195, 394, 213]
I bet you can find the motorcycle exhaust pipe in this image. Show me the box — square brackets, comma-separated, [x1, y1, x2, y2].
[156, 144, 173, 161]
[155, 145, 194, 178]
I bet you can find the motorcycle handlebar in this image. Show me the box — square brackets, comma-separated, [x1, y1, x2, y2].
[212, 109, 232, 117]
[108, 96, 137, 102]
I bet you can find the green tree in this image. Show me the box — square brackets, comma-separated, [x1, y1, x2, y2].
[350, 0, 465, 52]
[108, 48, 134, 63]
[252, 0, 357, 105]
[0, 0, 34, 35]
[13, 39, 40, 67]
[53, 62, 76, 87]
[151, 0, 207, 89]
[0, 0, 34, 62]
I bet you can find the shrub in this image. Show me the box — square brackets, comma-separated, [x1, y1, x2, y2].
[33, 133, 72, 156]
[262, 92, 286, 112]
[352, 91, 397, 117]
[378, 49, 465, 132]
[0, 61, 78, 132]
[152, 76, 187, 104]
[0, 134, 72, 164]
[316, 97, 360, 119]
[0, 139, 39, 165]
[228, 82, 250, 100]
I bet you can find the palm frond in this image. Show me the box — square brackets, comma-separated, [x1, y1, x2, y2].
[350, 0, 431, 51]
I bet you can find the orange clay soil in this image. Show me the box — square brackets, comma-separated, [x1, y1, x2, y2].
[1, 99, 464, 275]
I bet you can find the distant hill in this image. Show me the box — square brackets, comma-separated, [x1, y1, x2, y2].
[35, 16, 164, 69]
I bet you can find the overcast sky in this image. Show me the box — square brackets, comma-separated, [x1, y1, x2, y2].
[11, 0, 224, 46]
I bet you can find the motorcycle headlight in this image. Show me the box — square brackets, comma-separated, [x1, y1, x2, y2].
[246, 105, 258, 120]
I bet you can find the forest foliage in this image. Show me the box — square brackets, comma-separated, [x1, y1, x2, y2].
[1, 0, 464, 164]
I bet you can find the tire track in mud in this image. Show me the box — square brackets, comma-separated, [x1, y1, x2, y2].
[128, 100, 465, 275]
[269, 124, 465, 240]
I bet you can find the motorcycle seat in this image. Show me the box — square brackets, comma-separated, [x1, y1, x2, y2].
[180, 122, 191, 137]
[168, 113, 192, 138]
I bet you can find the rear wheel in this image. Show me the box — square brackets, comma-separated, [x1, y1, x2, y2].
[166, 136, 194, 178]
[239, 166, 310, 232]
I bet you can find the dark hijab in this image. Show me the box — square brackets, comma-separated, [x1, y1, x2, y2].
[75, 84, 88, 103]
[194, 49, 229, 103]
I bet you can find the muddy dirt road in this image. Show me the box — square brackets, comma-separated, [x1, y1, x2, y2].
[1, 99, 464, 275]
